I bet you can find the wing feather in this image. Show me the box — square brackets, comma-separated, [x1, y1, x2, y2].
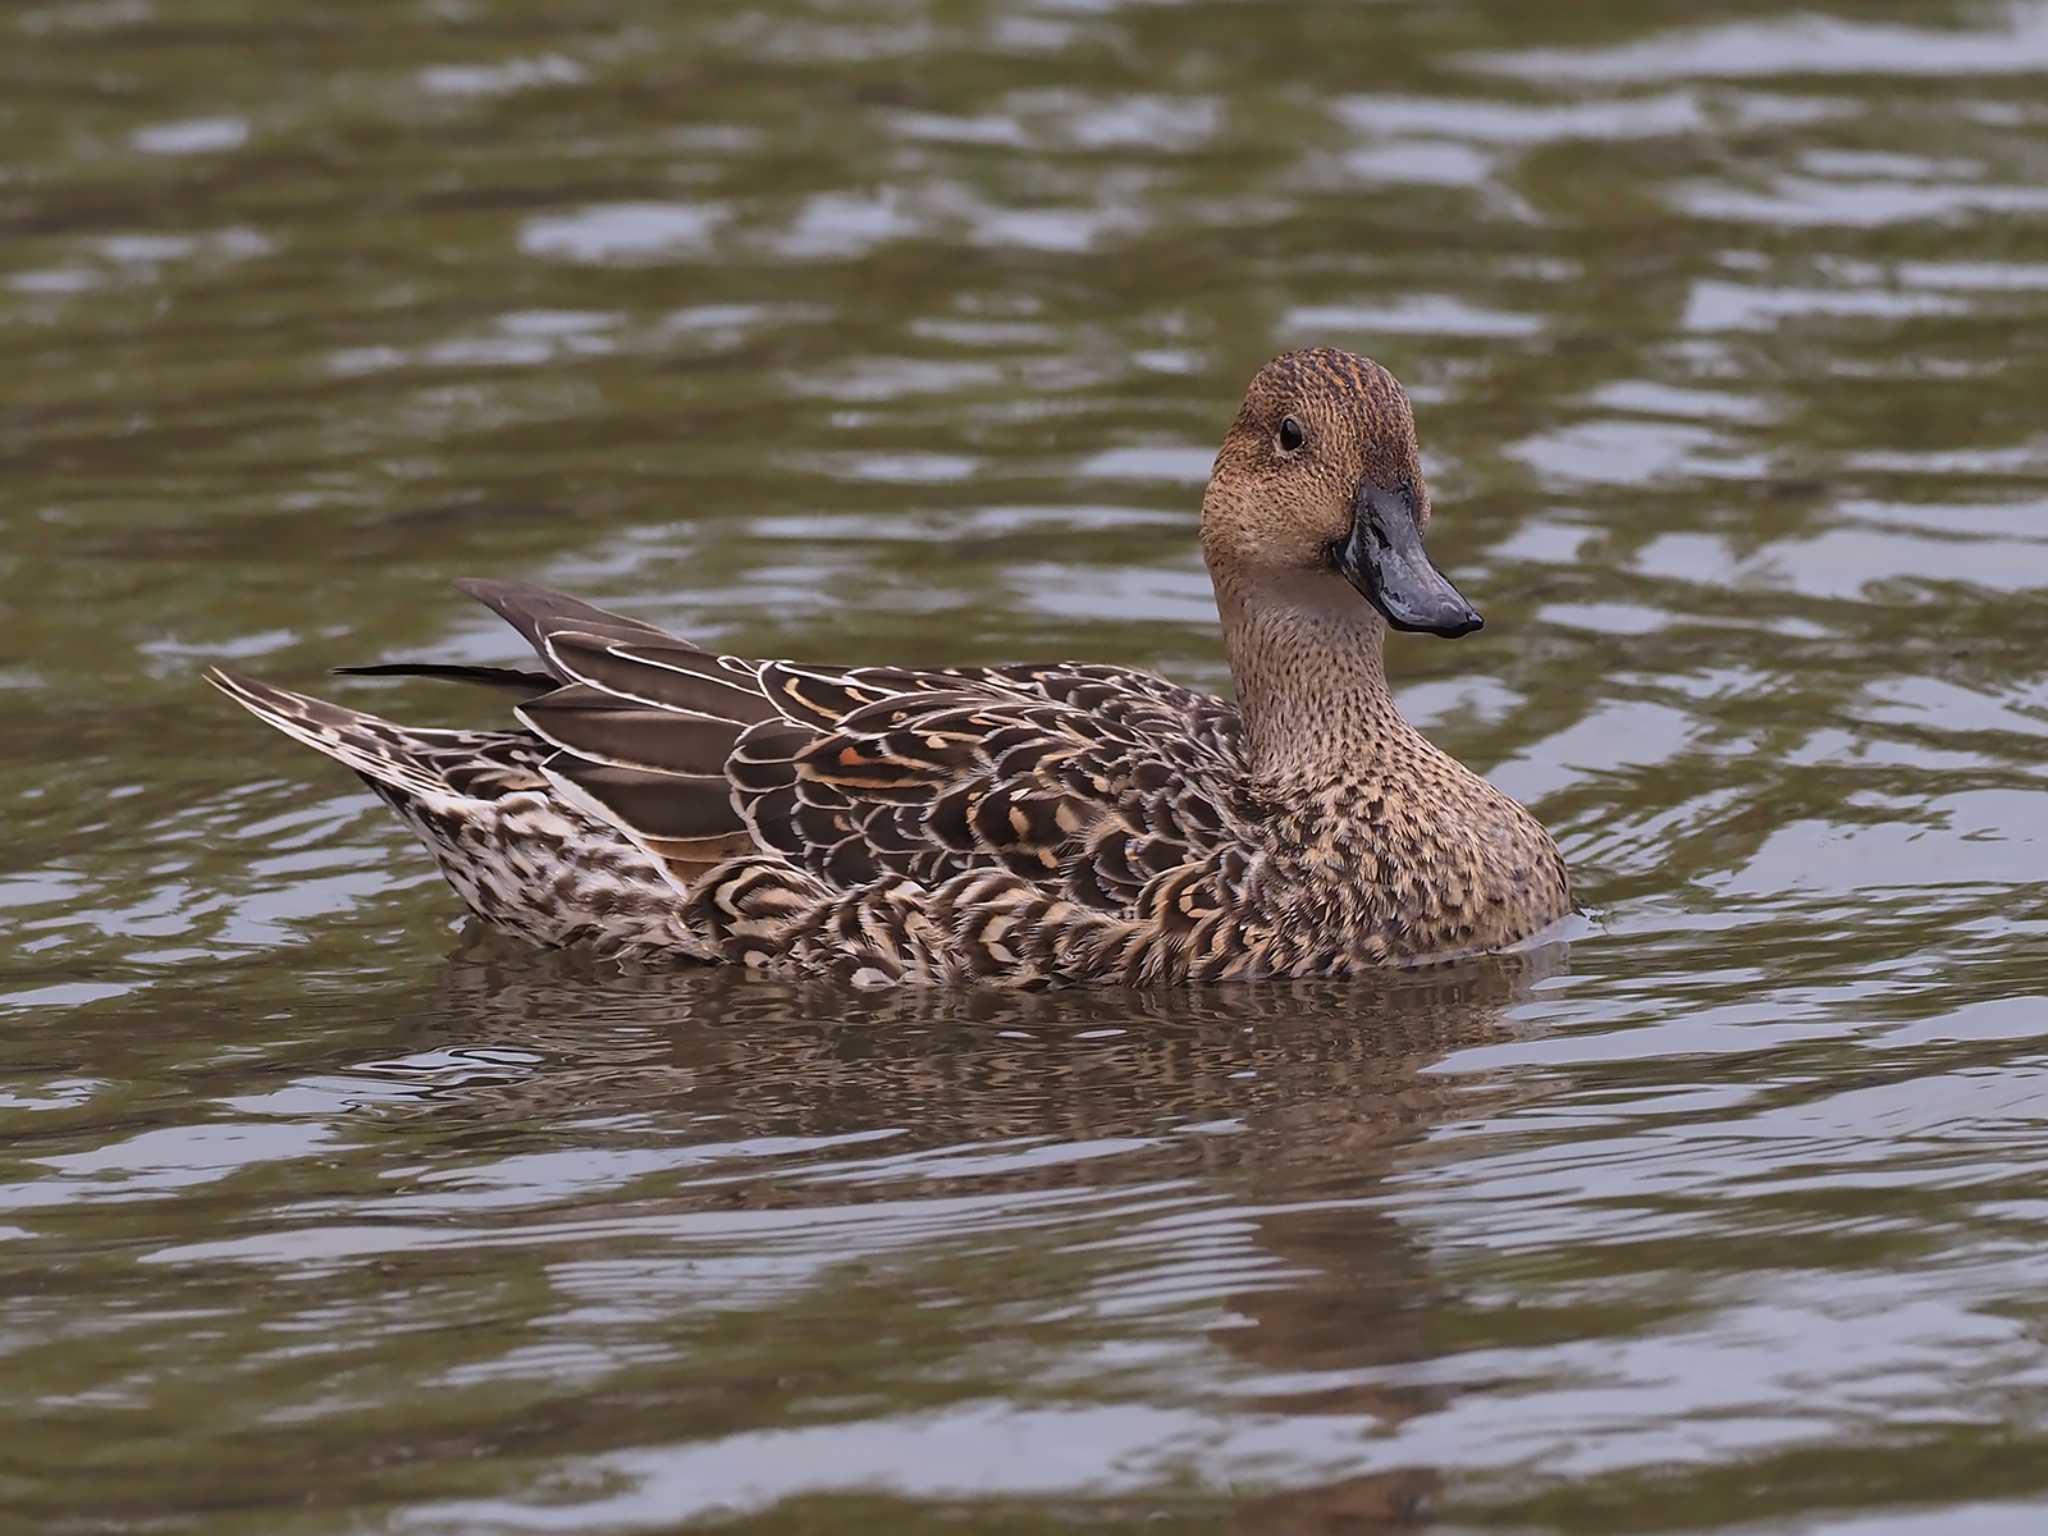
[400, 580, 1255, 929]
[456, 578, 683, 668]
[709, 659, 1249, 914]
[543, 633, 781, 724]
[516, 685, 742, 777]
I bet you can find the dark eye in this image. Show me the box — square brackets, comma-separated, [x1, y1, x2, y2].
[1277, 416, 1305, 454]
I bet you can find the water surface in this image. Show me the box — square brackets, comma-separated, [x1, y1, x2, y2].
[6, 1, 2048, 1530]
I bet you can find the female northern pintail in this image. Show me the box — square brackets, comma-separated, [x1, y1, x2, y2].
[211, 348, 1571, 985]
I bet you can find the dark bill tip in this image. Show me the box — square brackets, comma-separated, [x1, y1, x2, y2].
[1337, 483, 1485, 639]
[1404, 604, 1483, 639]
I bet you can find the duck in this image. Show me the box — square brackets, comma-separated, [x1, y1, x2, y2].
[209, 347, 1571, 986]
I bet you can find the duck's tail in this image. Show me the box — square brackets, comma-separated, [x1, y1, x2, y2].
[205, 667, 480, 801]
[205, 667, 704, 956]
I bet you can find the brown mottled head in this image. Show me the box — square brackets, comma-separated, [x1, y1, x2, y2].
[1202, 347, 1480, 638]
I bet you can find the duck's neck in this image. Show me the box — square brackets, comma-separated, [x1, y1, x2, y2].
[1214, 568, 1414, 789]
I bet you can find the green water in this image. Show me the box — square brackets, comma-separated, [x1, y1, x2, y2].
[7, 0, 2048, 1530]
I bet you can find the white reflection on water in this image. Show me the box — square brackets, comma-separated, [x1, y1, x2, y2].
[1467, 7, 2048, 82]
[520, 203, 729, 262]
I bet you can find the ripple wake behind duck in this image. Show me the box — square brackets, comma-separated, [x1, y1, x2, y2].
[209, 348, 1571, 985]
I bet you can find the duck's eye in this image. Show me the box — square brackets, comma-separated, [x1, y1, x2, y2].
[1277, 416, 1305, 454]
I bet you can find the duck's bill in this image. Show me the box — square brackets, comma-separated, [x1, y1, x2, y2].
[1339, 482, 1484, 638]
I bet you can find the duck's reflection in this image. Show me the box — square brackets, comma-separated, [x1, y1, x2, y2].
[377, 935, 1567, 1532]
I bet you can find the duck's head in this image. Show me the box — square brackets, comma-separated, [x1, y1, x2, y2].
[1201, 346, 1481, 639]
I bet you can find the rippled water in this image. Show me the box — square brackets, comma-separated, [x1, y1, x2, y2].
[7, 1, 2048, 1530]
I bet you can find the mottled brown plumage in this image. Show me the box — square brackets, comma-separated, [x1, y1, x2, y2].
[209, 347, 1571, 986]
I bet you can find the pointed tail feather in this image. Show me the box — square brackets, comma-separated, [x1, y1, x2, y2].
[205, 668, 459, 801]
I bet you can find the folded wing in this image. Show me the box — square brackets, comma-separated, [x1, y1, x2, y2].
[457, 581, 1249, 913]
